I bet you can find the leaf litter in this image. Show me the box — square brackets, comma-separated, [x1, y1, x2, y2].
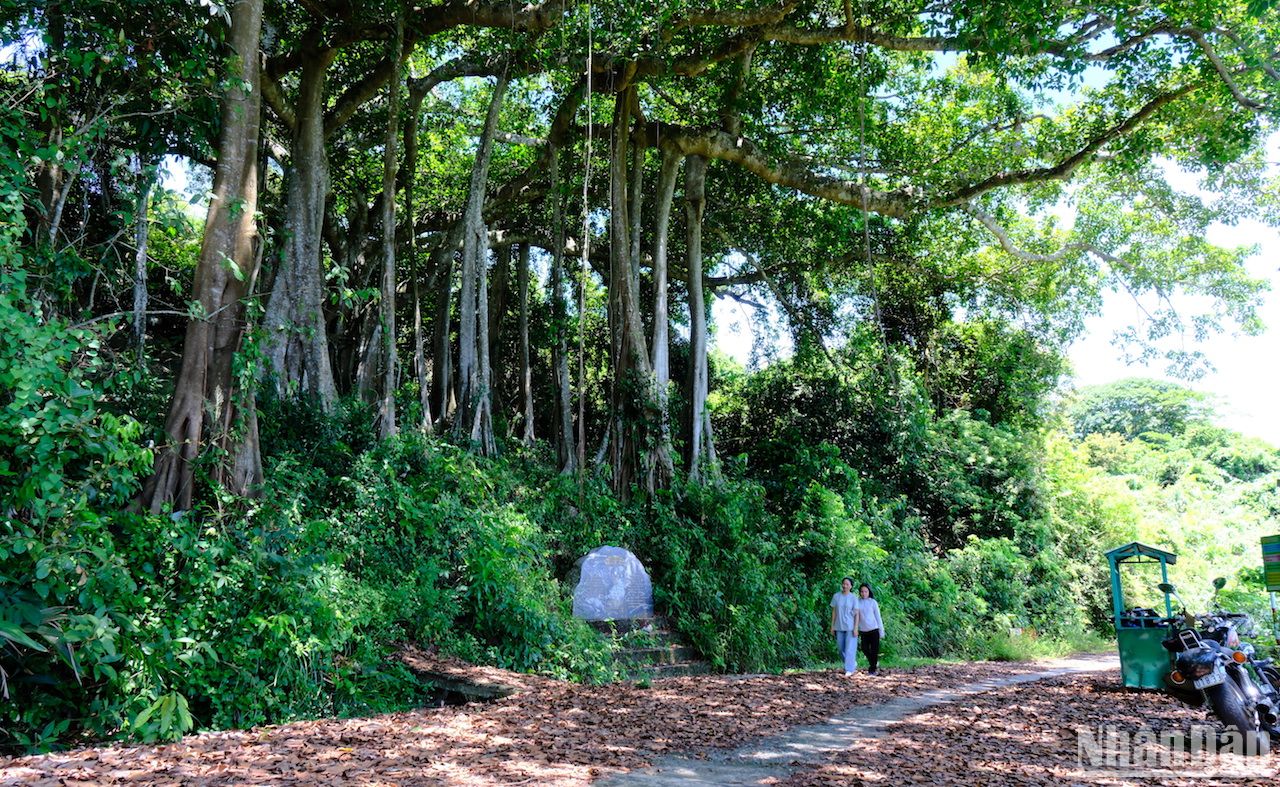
[7, 657, 1243, 786]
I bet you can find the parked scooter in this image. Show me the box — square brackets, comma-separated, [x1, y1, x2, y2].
[1159, 578, 1280, 753]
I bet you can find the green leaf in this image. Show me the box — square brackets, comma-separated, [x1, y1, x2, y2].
[0, 621, 48, 652]
[133, 696, 163, 730]
[159, 693, 175, 733]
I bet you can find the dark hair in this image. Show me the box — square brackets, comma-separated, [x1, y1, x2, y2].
[841, 576, 855, 589]
[859, 583, 875, 598]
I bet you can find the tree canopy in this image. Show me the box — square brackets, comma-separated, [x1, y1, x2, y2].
[1069, 377, 1214, 439]
[7, 0, 1278, 500]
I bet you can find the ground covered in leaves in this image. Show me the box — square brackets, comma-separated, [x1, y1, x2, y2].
[2, 655, 1039, 786]
[9, 655, 1269, 786]
[777, 670, 1278, 787]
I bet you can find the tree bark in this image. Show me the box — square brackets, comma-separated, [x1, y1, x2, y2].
[378, 9, 404, 440]
[627, 116, 645, 317]
[517, 242, 534, 444]
[685, 154, 716, 482]
[607, 88, 631, 491]
[650, 148, 680, 389]
[549, 147, 577, 472]
[488, 242, 511, 417]
[405, 88, 431, 432]
[28, 0, 65, 247]
[412, 277, 433, 428]
[430, 236, 457, 428]
[138, 0, 265, 512]
[132, 156, 154, 357]
[260, 46, 338, 409]
[606, 84, 659, 496]
[471, 231, 496, 455]
[455, 74, 508, 453]
[325, 191, 369, 395]
[650, 146, 680, 485]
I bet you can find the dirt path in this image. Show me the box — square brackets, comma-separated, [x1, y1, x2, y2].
[1, 653, 1175, 786]
[779, 662, 1279, 787]
[597, 654, 1118, 786]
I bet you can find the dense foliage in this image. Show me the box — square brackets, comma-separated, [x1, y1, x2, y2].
[4, 0, 1280, 756]
[8, 309, 1277, 752]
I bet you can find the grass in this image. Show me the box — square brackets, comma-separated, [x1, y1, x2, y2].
[804, 630, 1116, 673]
[975, 630, 1114, 662]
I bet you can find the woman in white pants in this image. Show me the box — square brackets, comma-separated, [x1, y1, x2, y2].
[829, 576, 860, 675]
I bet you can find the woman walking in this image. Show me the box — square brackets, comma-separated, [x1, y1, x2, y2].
[830, 576, 860, 675]
[856, 583, 886, 675]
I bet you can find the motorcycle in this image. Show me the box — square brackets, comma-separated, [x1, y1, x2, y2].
[1158, 578, 1280, 754]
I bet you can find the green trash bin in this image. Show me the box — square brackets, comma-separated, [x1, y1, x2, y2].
[1105, 542, 1177, 690]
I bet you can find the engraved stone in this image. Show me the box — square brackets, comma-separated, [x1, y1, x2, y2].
[571, 546, 654, 621]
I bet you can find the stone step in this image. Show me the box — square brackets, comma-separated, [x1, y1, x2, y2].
[586, 616, 707, 678]
[613, 645, 701, 666]
[588, 616, 674, 636]
[637, 661, 713, 680]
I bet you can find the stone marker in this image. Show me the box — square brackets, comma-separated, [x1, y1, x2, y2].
[571, 546, 654, 621]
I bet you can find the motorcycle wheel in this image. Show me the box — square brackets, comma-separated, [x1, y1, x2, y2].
[1261, 665, 1280, 690]
[1205, 679, 1271, 756]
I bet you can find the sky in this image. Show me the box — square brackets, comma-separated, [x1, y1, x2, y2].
[1067, 219, 1280, 446]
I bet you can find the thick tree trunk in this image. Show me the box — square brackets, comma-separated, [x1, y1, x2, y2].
[549, 147, 577, 472]
[325, 192, 369, 395]
[260, 47, 338, 408]
[650, 146, 680, 486]
[471, 233, 496, 455]
[685, 155, 717, 482]
[456, 244, 479, 435]
[138, 0, 265, 512]
[576, 185, 589, 474]
[430, 237, 456, 428]
[517, 242, 534, 444]
[607, 89, 631, 490]
[627, 120, 645, 314]
[132, 156, 153, 356]
[411, 251, 431, 429]
[650, 149, 679, 391]
[404, 76, 431, 431]
[488, 242, 510, 418]
[455, 74, 508, 453]
[606, 85, 659, 496]
[356, 316, 381, 403]
[378, 11, 404, 440]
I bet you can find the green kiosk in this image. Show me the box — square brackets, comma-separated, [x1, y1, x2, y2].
[1106, 541, 1177, 689]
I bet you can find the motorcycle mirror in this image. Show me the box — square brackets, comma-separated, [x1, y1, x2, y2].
[1158, 582, 1177, 594]
[1213, 577, 1227, 590]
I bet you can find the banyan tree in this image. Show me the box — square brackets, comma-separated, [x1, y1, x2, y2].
[52, 0, 1273, 508]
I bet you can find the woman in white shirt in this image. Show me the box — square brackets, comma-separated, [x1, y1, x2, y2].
[829, 576, 860, 675]
[856, 583, 886, 675]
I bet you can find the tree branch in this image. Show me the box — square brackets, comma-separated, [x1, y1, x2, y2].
[656, 123, 916, 217]
[325, 45, 414, 135]
[941, 82, 1199, 206]
[1182, 27, 1266, 110]
[260, 70, 296, 131]
[672, 1, 797, 31]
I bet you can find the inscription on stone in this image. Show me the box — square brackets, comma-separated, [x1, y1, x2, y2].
[571, 546, 654, 621]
